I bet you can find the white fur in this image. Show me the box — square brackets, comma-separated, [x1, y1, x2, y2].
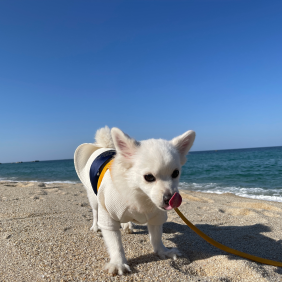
[85, 126, 195, 275]
[94, 126, 115, 149]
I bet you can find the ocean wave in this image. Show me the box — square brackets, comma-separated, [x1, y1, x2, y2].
[44, 181, 78, 184]
[179, 182, 282, 203]
[0, 178, 78, 184]
[0, 177, 19, 182]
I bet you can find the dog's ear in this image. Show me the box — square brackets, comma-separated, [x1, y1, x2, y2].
[111, 128, 139, 161]
[171, 130, 196, 165]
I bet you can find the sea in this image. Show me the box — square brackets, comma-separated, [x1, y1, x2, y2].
[1, 146, 282, 203]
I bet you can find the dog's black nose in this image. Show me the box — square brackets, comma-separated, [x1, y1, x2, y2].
[163, 193, 172, 205]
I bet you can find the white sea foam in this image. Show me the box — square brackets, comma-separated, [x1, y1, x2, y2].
[27, 180, 78, 184]
[0, 177, 18, 182]
[0, 179, 78, 184]
[179, 182, 282, 203]
[44, 181, 78, 184]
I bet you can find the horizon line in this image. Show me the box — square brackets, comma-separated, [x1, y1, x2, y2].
[190, 145, 282, 153]
[1, 145, 281, 164]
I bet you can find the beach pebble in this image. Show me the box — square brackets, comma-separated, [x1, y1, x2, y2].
[4, 234, 12, 239]
[38, 182, 46, 188]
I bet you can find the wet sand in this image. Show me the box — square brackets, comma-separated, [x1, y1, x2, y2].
[1, 181, 282, 281]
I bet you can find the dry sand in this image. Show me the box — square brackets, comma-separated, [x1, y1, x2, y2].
[1, 181, 282, 281]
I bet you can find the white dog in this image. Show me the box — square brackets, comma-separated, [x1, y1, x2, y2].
[74, 126, 195, 275]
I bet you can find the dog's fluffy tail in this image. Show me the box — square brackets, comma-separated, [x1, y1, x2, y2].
[94, 126, 115, 149]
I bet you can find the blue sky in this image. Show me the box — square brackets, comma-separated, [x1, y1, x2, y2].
[0, 0, 281, 163]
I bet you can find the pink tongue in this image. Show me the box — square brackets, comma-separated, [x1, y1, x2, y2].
[165, 192, 182, 210]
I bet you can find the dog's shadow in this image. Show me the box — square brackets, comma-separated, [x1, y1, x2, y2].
[132, 224, 148, 234]
[128, 222, 282, 275]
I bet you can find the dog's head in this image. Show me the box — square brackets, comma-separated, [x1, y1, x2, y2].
[111, 128, 195, 211]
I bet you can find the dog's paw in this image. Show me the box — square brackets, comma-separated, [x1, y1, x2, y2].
[155, 247, 182, 260]
[104, 262, 131, 275]
[121, 222, 134, 234]
[90, 224, 101, 233]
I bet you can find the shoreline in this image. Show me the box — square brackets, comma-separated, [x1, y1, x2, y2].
[1, 180, 282, 204]
[1, 181, 282, 281]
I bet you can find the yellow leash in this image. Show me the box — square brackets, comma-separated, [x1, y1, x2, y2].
[174, 207, 282, 267]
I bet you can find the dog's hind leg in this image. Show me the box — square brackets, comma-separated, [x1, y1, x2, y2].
[85, 187, 100, 232]
[121, 222, 134, 234]
[90, 206, 100, 232]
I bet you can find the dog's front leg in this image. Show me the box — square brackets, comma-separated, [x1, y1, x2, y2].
[148, 224, 182, 260]
[102, 229, 131, 275]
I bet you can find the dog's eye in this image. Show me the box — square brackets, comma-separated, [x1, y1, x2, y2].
[171, 169, 179, 178]
[144, 174, 156, 182]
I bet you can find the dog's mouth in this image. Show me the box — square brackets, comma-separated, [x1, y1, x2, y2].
[162, 192, 182, 210]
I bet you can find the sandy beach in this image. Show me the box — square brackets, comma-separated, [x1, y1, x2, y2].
[1, 181, 282, 281]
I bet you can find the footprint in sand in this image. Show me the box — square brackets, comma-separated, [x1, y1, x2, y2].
[224, 208, 257, 216]
[181, 193, 214, 203]
[262, 211, 280, 218]
[36, 190, 48, 195]
[44, 188, 60, 193]
[231, 202, 282, 212]
[30, 190, 48, 200]
[17, 182, 34, 188]
[224, 202, 282, 218]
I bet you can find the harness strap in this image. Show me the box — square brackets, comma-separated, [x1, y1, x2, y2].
[174, 207, 282, 267]
[97, 159, 114, 190]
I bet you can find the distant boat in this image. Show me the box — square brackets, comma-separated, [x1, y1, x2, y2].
[32, 160, 39, 162]
[15, 162, 23, 163]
